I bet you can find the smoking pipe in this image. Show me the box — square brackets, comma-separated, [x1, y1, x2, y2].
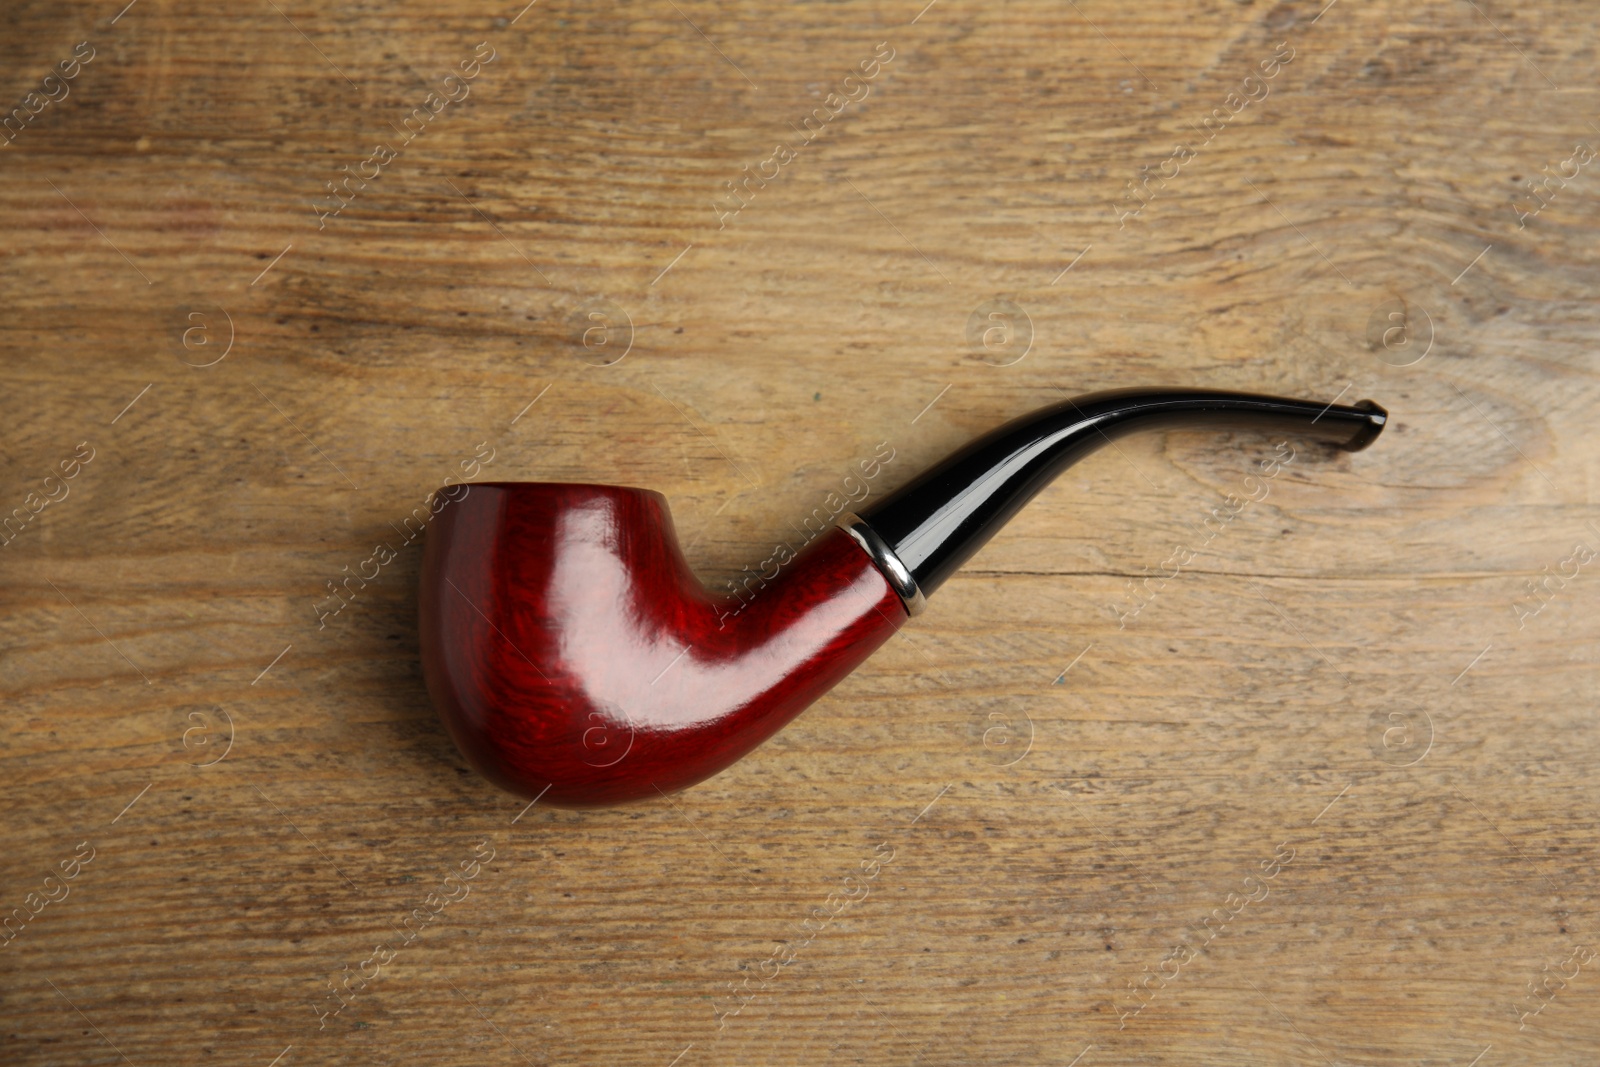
[419, 387, 1386, 807]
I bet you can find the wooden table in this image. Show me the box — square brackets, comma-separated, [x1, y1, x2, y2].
[4, 1, 1597, 1063]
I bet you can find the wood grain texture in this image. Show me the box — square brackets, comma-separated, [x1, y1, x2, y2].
[2, 0, 1598, 1063]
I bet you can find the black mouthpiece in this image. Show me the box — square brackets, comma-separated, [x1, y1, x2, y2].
[856, 387, 1387, 601]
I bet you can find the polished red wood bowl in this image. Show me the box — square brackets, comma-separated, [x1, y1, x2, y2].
[419, 388, 1387, 807]
[419, 482, 906, 807]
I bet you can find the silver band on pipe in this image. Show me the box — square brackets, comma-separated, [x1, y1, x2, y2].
[835, 512, 927, 617]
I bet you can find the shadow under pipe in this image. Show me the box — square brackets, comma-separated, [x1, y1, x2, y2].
[419, 387, 1387, 807]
